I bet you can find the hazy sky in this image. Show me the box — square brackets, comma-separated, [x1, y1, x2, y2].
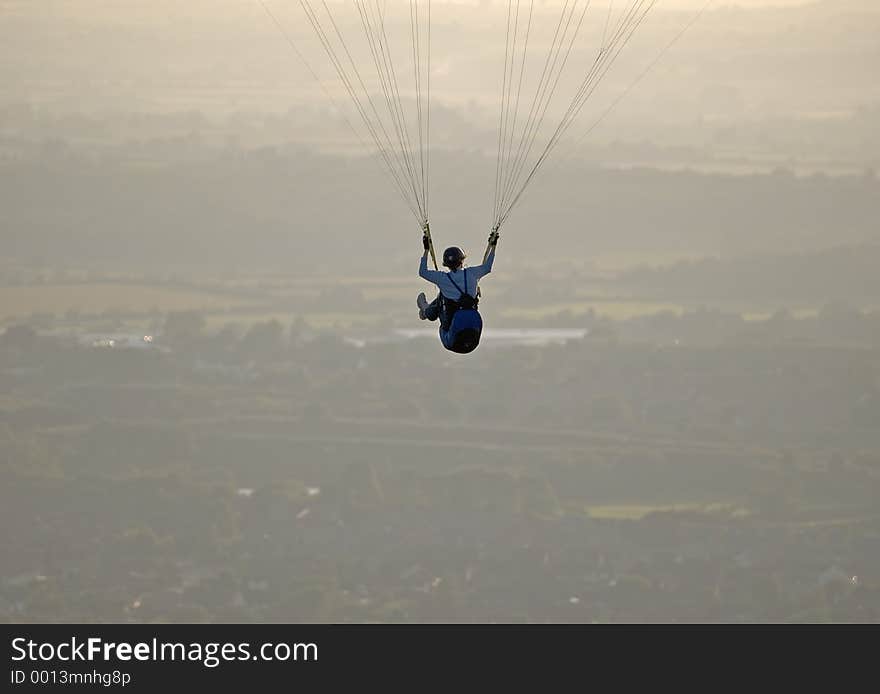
[3, 0, 876, 169]
[657, 0, 813, 6]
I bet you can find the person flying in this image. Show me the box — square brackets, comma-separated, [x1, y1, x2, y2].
[416, 228, 499, 353]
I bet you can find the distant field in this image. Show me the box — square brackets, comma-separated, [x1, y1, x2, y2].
[504, 300, 685, 321]
[0, 283, 256, 322]
[588, 251, 708, 273]
[742, 308, 820, 321]
[1, 275, 824, 331]
[202, 311, 382, 331]
[586, 502, 748, 520]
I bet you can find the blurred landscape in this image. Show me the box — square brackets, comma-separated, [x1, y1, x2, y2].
[2, 0, 879, 623]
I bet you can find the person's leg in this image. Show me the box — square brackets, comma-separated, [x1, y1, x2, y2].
[417, 293, 442, 321]
[440, 301, 458, 332]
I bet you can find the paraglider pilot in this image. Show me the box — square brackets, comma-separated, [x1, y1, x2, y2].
[417, 227, 499, 341]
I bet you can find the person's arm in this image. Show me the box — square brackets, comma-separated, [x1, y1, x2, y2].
[471, 230, 499, 279]
[419, 237, 444, 284]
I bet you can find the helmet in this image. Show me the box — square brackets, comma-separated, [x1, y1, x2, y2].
[442, 246, 466, 269]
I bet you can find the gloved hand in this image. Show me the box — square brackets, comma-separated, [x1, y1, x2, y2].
[488, 229, 500, 246]
[422, 232, 431, 251]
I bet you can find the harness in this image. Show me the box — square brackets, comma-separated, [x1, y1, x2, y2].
[439, 268, 483, 354]
[444, 268, 478, 311]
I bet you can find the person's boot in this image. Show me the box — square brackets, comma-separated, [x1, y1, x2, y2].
[416, 292, 429, 320]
